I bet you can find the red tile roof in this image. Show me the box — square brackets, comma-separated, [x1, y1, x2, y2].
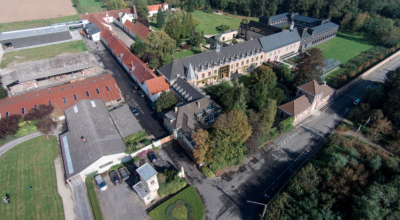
[108, 35, 128, 56]
[278, 94, 311, 116]
[147, 4, 163, 12]
[88, 14, 109, 30]
[163, 2, 168, 5]
[0, 74, 123, 117]
[145, 76, 170, 94]
[81, 8, 135, 20]
[123, 20, 151, 40]
[100, 29, 114, 42]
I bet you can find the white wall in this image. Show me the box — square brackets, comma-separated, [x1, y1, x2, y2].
[142, 81, 169, 102]
[264, 41, 300, 62]
[91, 32, 100, 41]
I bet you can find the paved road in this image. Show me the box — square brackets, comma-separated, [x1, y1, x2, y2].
[163, 56, 400, 219]
[0, 132, 41, 156]
[82, 36, 169, 139]
[73, 183, 94, 220]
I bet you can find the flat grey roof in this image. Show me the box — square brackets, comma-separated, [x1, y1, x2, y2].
[60, 99, 126, 179]
[109, 105, 143, 138]
[133, 182, 151, 199]
[0, 25, 69, 41]
[310, 22, 339, 34]
[14, 51, 94, 82]
[86, 23, 101, 36]
[136, 163, 157, 182]
[259, 29, 302, 52]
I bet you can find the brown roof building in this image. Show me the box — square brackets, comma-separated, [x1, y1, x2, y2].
[123, 20, 151, 40]
[277, 80, 335, 123]
[0, 74, 123, 118]
[80, 8, 135, 21]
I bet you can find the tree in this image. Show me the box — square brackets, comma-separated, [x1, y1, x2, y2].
[382, 27, 400, 47]
[135, 0, 149, 18]
[275, 65, 294, 83]
[156, 7, 165, 28]
[368, 117, 393, 141]
[192, 129, 210, 163]
[0, 76, 7, 99]
[352, 12, 370, 31]
[248, 65, 277, 110]
[136, 17, 150, 28]
[258, 99, 277, 135]
[362, 85, 385, 109]
[24, 104, 54, 121]
[216, 24, 230, 33]
[164, 13, 181, 46]
[145, 31, 176, 60]
[219, 0, 228, 12]
[181, 13, 195, 38]
[130, 35, 146, 57]
[0, 115, 22, 140]
[187, 0, 195, 12]
[189, 27, 204, 47]
[106, 0, 126, 10]
[36, 116, 57, 140]
[149, 57, 159, 69]
[155, 91, 176, 112]
[369, 156, 382, 171]
[293, 48, 325, 87]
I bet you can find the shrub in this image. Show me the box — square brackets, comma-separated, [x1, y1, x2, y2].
[158, 169, 187, 197]
[137, 150, 148, 158]
[0, 115, 22, 140]
[201, 166, 215, 178]
[132, 156, 140, 163]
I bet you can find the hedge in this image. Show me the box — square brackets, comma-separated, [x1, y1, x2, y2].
[201, 166, 215, 178]
[85, 175, 103, 220]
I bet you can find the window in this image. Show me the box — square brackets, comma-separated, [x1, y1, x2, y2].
[246, 60, 249, 64]
[63, 97, 66, 104]
[236, 63, 239, 67]
[256, 57, 258, 61]
[49, 101, 53, 106]
[270, 53, 272, 57]
[286, 47, 288, 51]
[74, 95, 77, 100]
[274, 51, 276, 55]
[202, 73, 205, 79]
[251, 58, 253, 62]
[22, 108, 25, 115]
[6, 112, 9, 117]
[222, 37, 225, 41]
[96, 88, 100, 94]
[231, 65, 233, 68]
[241, 61, 244, 66]
[290, 45, 292, 49]
[261, 55, 263, 59]
[208, 72, 211, 77]
[86, 91, 90, 97]
[99, 161, 113, 169]
[278, 50, 280, 54]
[34, 105, 38, 109]
[214, 70, 217, 74]
[106, 86, 110, 91]
[151, 180, 155, 185]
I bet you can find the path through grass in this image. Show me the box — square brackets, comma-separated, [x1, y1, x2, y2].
[0, 136, 64, 220]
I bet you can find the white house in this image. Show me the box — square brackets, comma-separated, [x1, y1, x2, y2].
[85, 23, 101, 41]
[147, 2, 168, 17]
[133, 163, 159, 205]
[142, 76, 170, 102]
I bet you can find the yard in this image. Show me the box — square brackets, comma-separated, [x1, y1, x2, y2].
[174, 47, 202, 59]
[0, 119, 38, 147]
[76, 0, 106, 14]
[0, 136, 64, 220]
[0, 40, 89, 68]
[0, 14, 81, 32]
[149, 186, 205, 220]
[313, 31, 375, 64]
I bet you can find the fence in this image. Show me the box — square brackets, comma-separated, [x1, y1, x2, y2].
[130, 134, 173, 158]
[336, 50, 400, 95]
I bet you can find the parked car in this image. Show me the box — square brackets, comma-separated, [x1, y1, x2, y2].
[109, 170, 120, 185]
[148, 152, 157, 163]
[150, 102, 156, 110]
[353, 98, 360, 105]
[127, 164, 138, 175]
[138, 90, 145, 97]
[130, 106, 139, 115]
[131, 84, 138, 90]
[94, 174, 108, 191]
[118, 167, 130, 181]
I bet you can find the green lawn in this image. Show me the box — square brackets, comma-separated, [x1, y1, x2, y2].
[77, 0, 105, 14]
[0, 40, 89, 68]
[174, 47, 202, 59]
[0, 136, 64, 220]
[313, 31, 375, 64]
[0, 14, 81, 32]
[149, 186, 204, 220]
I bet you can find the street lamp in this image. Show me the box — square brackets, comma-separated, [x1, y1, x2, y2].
[247, 200, 268, 219]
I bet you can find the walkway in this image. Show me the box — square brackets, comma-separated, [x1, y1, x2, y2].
[340, 130, 393, 156]
[0, 132, 41, 156]
[73, 183, 95, 220]
[54, 155, 76, 220]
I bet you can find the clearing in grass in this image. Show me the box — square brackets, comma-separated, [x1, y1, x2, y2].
[0, 136, 64, 220]
[0, 40, 89, 68]
[149, 186, 205, 220]
[313, 31, 375, 64]
[0, 15, 81, 32]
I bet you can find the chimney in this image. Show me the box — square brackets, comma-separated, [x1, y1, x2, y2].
[322, 81, 326, 86]
[175, 107, 178, 112]
[289, 21, 294, 31]
[196, 101, 200, 108]
[81, 136, 87, 143]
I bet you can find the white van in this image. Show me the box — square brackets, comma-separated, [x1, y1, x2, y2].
[94, 174, 108, 191]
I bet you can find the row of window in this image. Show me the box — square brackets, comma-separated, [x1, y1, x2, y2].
[270, 18, 288, 25]
[312, 33, 336, 45]
[4, 86, 111, 117]
[269, 44, 296, 57]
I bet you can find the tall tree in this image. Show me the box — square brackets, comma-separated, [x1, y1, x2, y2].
[0, 76, 7, 99]
[36, 116, 57, 140]
[24, 104, 54, 121]
[155, 91, 176, 112]
[156, 7, 165, 28]
[135, 0, 149, 18]
[189, 27, 204, 46]
[149, 57, 159, 69]
[192, 129, 210, 163]
[293, 48, 325, 87]
[145, 31, 176, 59]
[130, 35, 146, 57]
[106, 0, 126, 10]
[164, 13, 182, 46]
[136, 17, 150, 28]
[248, 65, 277, 110]
[0, 115, 22, 140]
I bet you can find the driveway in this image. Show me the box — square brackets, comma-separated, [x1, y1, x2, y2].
[110, 23, 135, 47]
[94, 173, 150, 220]
[73, 183, 94, 220]
[82, 36, 169, 139]
[161, 53, 400, 220]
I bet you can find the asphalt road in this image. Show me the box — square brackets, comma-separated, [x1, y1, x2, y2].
[163, 56, 400, 220]
[82, 36, 169, 139]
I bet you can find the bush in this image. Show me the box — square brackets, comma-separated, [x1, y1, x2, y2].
[158, 169, 187, 198]
[137, 149, 148, 158]
[336, 122, 352, 132]
[0, 115, 22, 140]
[85, 177, 103, 220]
[201, 166, 215, 178]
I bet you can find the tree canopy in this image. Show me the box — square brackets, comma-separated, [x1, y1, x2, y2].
[155, 91, 176, 112]
[130, 35, 146, 57]
[106, 0, 126, 10]
[293, 48, 325, 87]
[156, 7, 165, 28]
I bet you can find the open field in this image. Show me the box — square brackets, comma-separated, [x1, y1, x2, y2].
[0, 136, 64, 220]
[0, 40, 89, 68]
[0, 14, 81, 32]
[0, 0, 76, 23]
[314, 31, 375, 64]
[76, 0, 106, 14]
[149, 186, 204, 220]
[173, 47, 202, 59]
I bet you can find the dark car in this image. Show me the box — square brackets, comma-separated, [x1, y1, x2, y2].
[131, 84, 138, 90]
[130, 106, 139, 115]
[148, 152, 157, 163]
[127, 164, 138, 175]
[118, 167, 130, 181]
[138, 90, 145, 97]
[109, 170, 120, 185]
[150, 102, 156, 110]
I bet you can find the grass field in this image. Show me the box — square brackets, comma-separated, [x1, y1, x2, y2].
[0, 15, 81, 32]
[76, 0, 106, 14]
[314, 31, 375, 64]
[0, 40, 89, 68]
[149, 186, 204, 220]
[0, 136, 64, 220]
[174, 47, 202, 59]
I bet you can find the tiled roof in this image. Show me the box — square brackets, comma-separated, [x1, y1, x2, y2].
[0, 74, 123, 117]
[81, 8, 135, 20]
[278, 94, 311, 116]
[259, 29, 302, 52]
[100, 28, 114, 42]
[108, 35, 128, 56]
[145, 76, 170, 95]
[123, 20, 151, 40]
[88, 14, 109, 31]
[147, 4, 163, 12]
[266, 13, 291, 22]
[298, 80, 334, 96]
[86, 23, 101, 35]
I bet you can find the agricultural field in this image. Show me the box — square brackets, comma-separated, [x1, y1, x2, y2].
[0, 136, 64, 220]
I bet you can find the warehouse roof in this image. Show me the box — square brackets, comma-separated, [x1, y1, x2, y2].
[0, 25, 69, 41]
[259, 29, 301, 52]
[109, 105, 143, 137]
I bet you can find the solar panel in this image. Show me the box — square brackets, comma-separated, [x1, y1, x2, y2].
[62, 136, 74, 174]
